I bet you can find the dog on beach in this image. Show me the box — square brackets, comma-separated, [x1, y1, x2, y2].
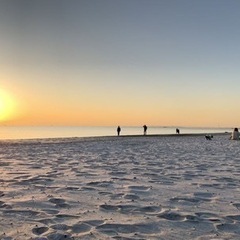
[205, 135, 213, 140]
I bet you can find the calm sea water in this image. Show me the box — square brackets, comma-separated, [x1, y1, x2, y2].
[0, 126, 231, 140]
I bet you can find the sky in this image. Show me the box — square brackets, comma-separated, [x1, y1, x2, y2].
[0, 0, 240, 127]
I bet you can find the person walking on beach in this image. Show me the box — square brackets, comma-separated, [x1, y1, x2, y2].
[117, 126, 121, 136]
[230, 128, 240, 140]
[143, 125, 147, 135]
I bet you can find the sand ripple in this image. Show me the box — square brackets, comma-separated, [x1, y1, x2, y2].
[0, 135, 240, 239]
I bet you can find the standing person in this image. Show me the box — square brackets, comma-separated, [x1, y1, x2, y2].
[230, 128, 239, 140]
[117, 126, 121, 136]
[176, 128, 180, 134]
[143, 125, 147, 135]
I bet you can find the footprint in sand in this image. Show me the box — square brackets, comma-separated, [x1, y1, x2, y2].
[42, 209, 60, 214]
[170, 196, 201, 204]
[48, 198, 65, 204]
[100, 203, 161, 216]
[84, 220, 104, 226]
[171, 192, 216, 206]
[225, 214, 240, 222]
[232, 203, 240, 211]
[138, 205, 162, 214]
[193, 192, 215, 199]
[54, 214, 79, 221]
[216, 223, 240, 234]
[124, 194, 140, 200]
[96, 222, 160, 235]
[48, 198, 70, 208]
[46, 232, 72, 240]
[157, 210, 185, 221]
[110, 193, 124, 200]
[50, 224, 70, 231]
[195, 212, 221, 223]
[99, 204, 119, 211]
[0, 201, 6, 208]
[71, 222, 92, 234]
[39, 218, 56, 225]
[32, 226, 49, 235]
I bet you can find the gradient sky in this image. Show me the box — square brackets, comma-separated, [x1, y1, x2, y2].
[1, 0, 240, 127]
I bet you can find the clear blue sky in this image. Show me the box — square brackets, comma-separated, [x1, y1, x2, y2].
[0, 0, 240, 127]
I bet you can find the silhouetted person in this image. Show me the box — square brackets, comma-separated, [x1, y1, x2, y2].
[230, 128, 239, 140]
[176, 128, 180, 134]
[117, 126, 121, 136]
[143, 125, 147, 135]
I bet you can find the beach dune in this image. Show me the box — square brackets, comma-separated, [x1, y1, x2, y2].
[0, 134, 240, 239]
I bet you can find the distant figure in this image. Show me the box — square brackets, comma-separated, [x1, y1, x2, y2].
[176, 128, 180, 134]
[117, 126, 121, 136]
[230, 128, 240, 140]
[143, 125, 147, 135]
[205, 135, 213, 140]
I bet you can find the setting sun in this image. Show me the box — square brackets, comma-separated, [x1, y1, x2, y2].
[0, 89, 16, 122]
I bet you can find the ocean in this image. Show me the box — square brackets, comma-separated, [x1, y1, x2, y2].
[0, 126, 231, 140]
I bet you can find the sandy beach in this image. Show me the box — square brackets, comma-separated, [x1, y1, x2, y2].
[0, 133, 240, 240]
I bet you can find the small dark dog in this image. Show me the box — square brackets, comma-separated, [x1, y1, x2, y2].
[205, 135, 213, 140]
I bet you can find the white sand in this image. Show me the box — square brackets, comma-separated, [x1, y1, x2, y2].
[0, 134, 240, 240]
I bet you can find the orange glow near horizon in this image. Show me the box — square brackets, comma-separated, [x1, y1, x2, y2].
[0, 73, 239, 128]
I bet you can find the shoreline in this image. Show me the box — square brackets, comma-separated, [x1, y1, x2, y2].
[0, 132, 230, 142]
[117, 132, 230, 138]
[0, 126, 232, 141]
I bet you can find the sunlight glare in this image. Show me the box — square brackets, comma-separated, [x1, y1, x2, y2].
[0, 89, 16, 122]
